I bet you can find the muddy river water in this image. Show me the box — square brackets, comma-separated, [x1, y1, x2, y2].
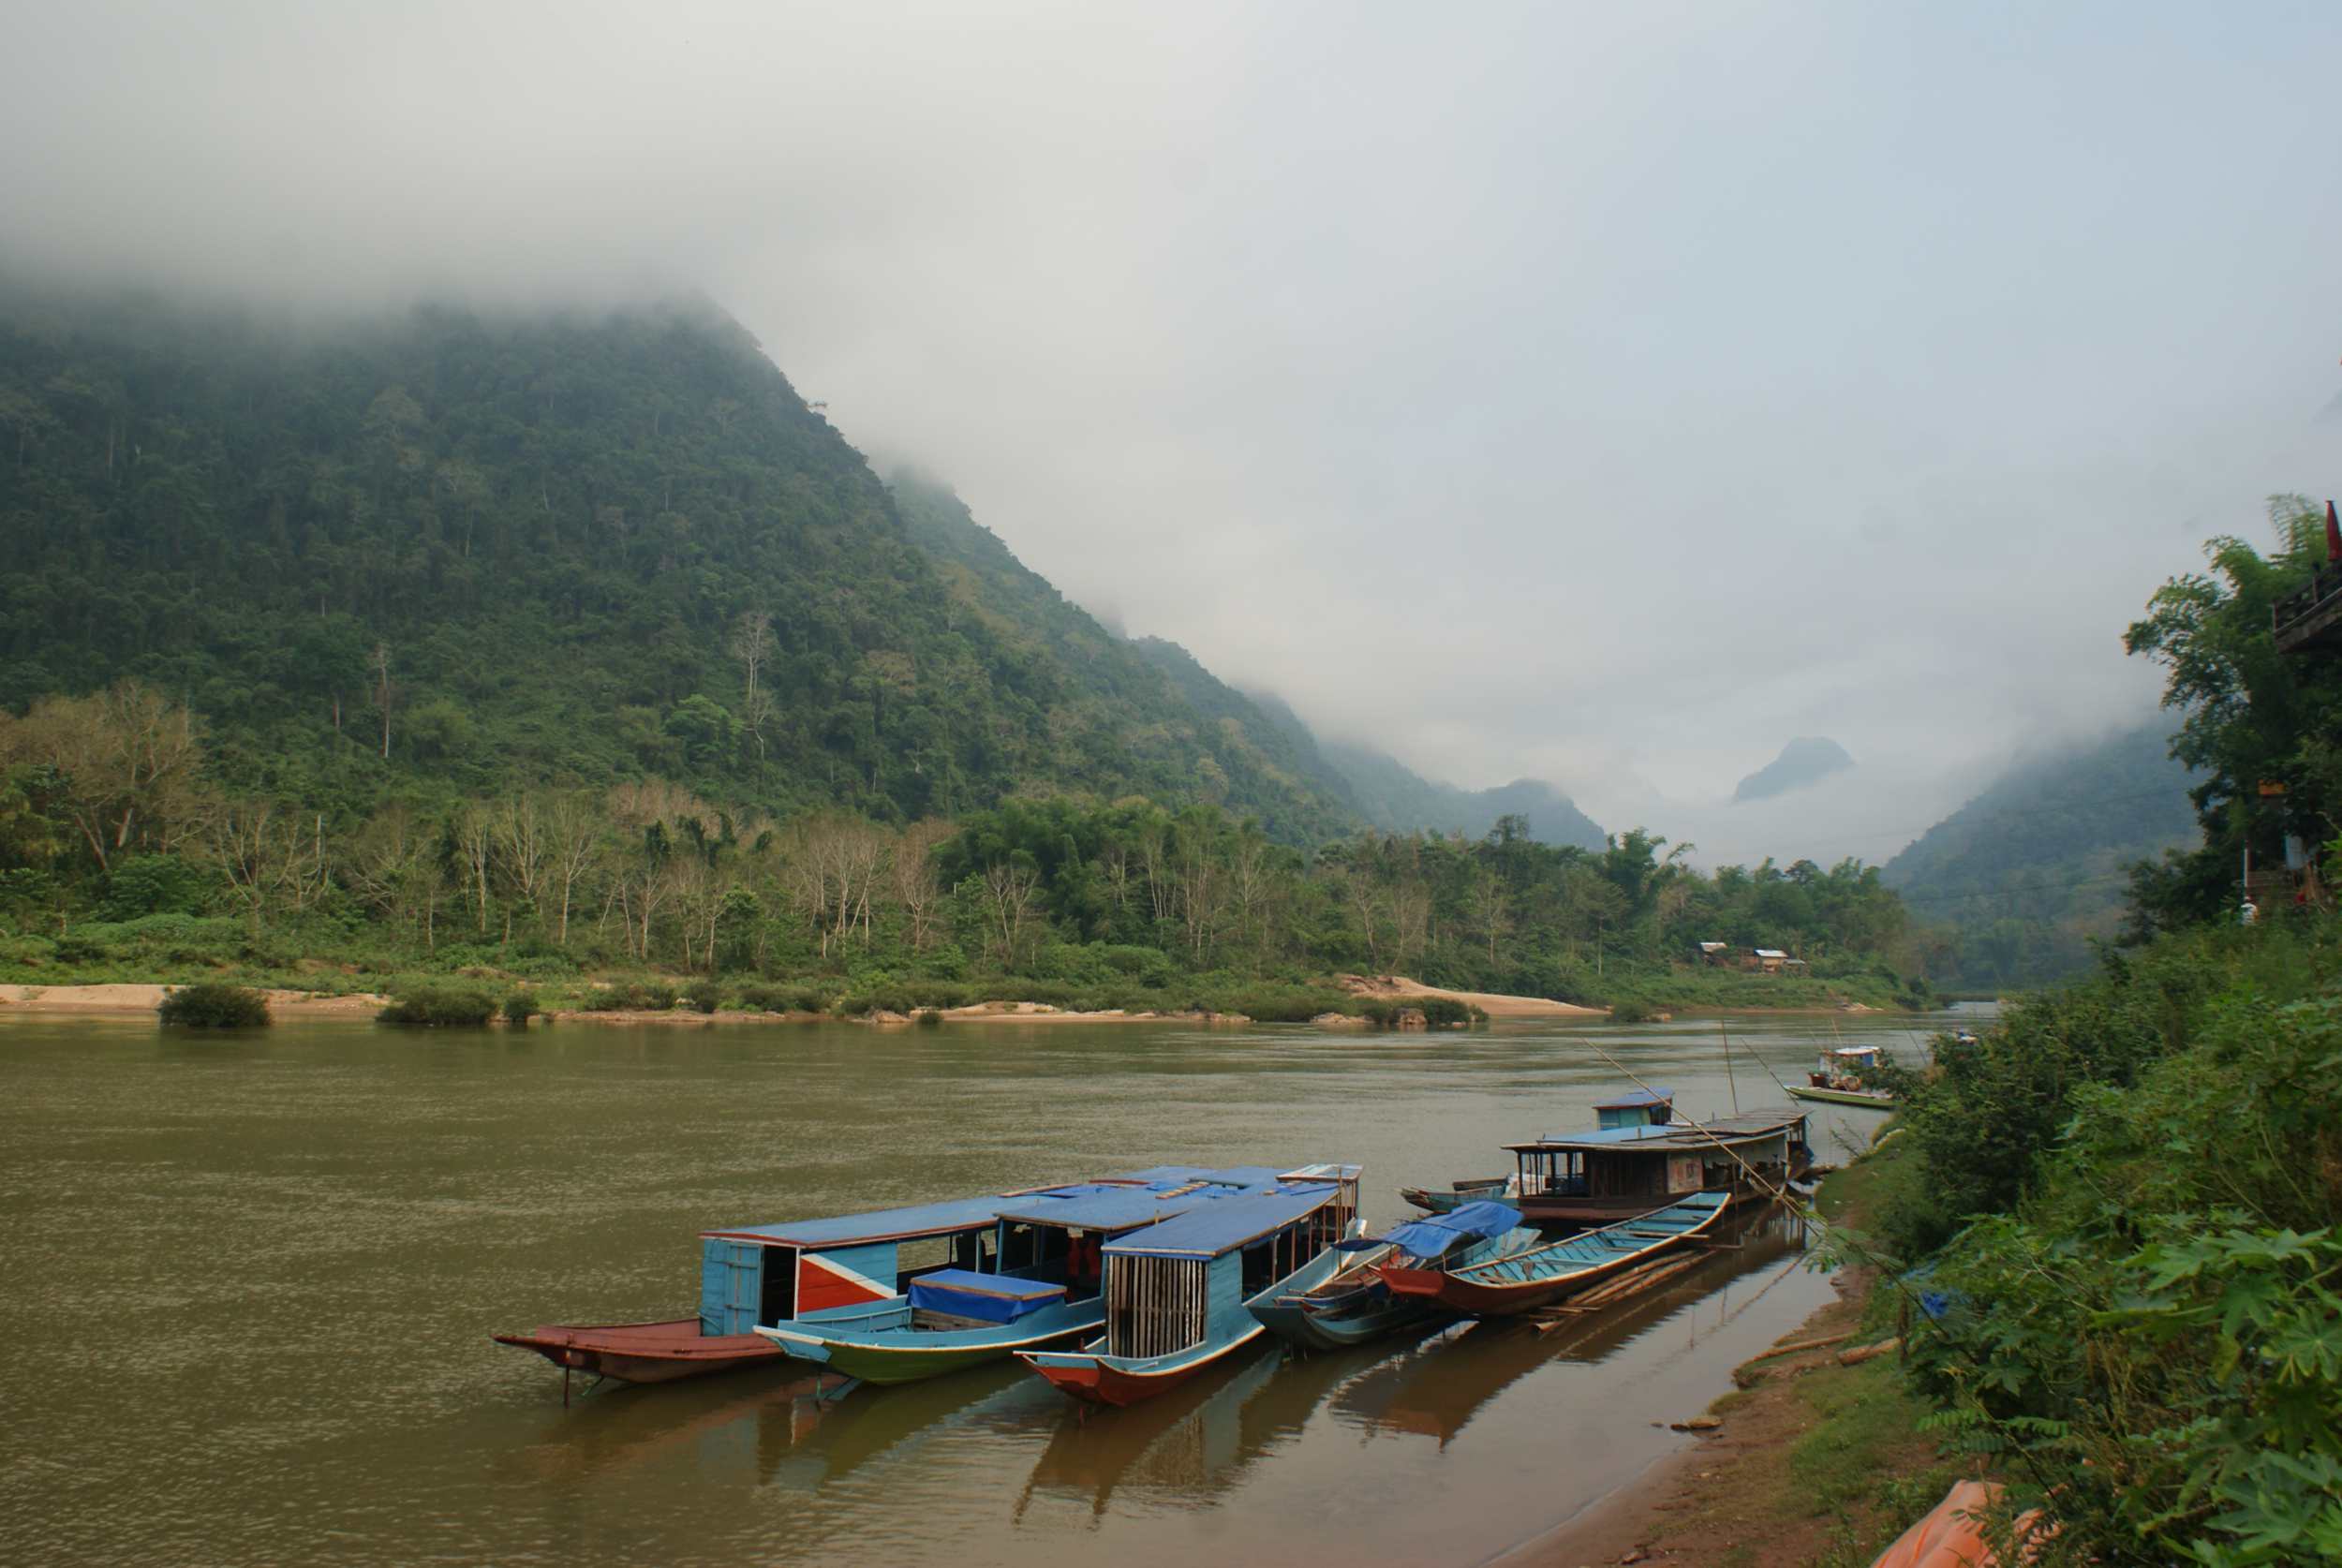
[1, 1008, 1977, 1566]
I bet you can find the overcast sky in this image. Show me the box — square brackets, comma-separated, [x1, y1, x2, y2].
[7, 1, 2339, 864]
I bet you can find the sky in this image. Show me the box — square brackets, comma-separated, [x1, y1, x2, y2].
[6, 1, 2340, 865]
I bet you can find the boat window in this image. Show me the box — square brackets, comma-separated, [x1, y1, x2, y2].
[1000, 1222, 1072, 1276]
[950, 1229, 995, 1273]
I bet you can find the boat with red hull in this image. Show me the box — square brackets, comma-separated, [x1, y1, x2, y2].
[492, 1318, 790, 1384]
[1378, 1191, 1730, 1316]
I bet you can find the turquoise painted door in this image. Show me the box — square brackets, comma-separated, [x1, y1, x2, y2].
[699, 1240, 764, 1335]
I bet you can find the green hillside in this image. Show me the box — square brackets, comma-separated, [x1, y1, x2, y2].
[1885, 721, 2198, 985]
[0, 284, 1350, 836]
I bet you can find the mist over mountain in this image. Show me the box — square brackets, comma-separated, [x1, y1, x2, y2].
[1884, 722, 2199, 984]
[0, 282, 1354, 836]
[1733, 737, 1857, 803]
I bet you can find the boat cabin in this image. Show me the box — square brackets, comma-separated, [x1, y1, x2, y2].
[696, 1164, 1315, 1336]
[1501, 1109, 1810, 1227]
[1591, 1086, 1675, 1131]
[1811, 1045, 1881, 1089]
[1100, 1168, 1359, 1359]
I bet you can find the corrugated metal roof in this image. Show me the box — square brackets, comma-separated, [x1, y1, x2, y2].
[704, 1195, 1013, 1247]
[1507, 1107, 1806, 1154]
[1104, 1185, 1339, 1259]
[993, 1188, 1218, 1232]
[1591, 1087, 1674, 1109]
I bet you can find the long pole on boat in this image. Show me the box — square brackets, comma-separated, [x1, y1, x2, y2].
[1719, 1020, 1740, 1113]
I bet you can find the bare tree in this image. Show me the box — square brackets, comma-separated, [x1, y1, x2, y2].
[730, 610, 776, 761]
[981, 861, 1040, 969]
[892, 819, 954, 952]
[490, 794, 554, 940]
[0, 681, 204, 870]
[368, 643, 393, 760]
[201, 798, 327, 935]
[543, 792, 605, 947]
[452, 805, 495, 936]
[345, 806, 448, 954]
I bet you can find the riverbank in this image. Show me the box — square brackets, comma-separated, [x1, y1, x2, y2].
[1509, 1142, 1961, 1568]
[0, 983, 390, 1017]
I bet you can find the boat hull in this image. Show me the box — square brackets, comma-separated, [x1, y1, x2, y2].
[1786, 1085, 1896, 1109]
[1397, 1178, 1507, 1216]
[760, 1309, 1102, 1386]
[1251, 1291, 1450, 1352]
[1020, 1328, 1267, 1407]
[492, 1318, 788, 1384]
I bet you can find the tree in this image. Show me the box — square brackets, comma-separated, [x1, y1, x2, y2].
[0, 682, 204, 871]
[730, 610, 776, 762]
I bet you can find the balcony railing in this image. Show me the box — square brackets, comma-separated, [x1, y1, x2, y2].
[2273, 563, 2342, 654]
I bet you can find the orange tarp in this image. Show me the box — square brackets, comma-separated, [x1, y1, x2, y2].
[1870, 1481, 2048, 1568]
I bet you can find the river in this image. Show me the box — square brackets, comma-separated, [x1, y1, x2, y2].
[0, 1007, 1977, 1566]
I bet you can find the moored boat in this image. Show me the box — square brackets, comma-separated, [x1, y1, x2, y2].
[1019, 1165, 1362, 1406]
[750, 1167, 1301, 1385]
[492, 1316, 792, 1385]
[1399, 1087, 1674, 1216]
[1785, 1045, 1897, 1109]
[1250, 1199, 1538, 1351]
[1501, 1107, 1810, 1228]
[1378, 1190, 1731, 1316]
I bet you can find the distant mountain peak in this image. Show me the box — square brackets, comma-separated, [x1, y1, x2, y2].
[1733, 736, 1855, 803]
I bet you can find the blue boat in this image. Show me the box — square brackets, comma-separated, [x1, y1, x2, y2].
[1249, 1199, 1540, 1351]
[747, 1166, 1314, 1385]
[1018, 1166, 1363, 1406]
[1381, 1190, 1732, 1316]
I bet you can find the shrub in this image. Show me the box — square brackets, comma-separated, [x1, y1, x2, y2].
[378, 986, 497, 1027]
[734, 983, 833, 1013]
[689, 988, 720, 1014]
[577, 982, 678, 1013]
[157, 983, 271, 1028]
[501, 991, 541, 1025]
[1416, 997, 1481, 1028]
[914, 1008, 944, 1028]
[1608, 998, 1659, 1024]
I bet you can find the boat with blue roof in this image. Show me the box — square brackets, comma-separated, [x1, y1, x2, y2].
[1017, 1164, 1362, 1406]
[1504, 1107, 1810, 1228]
[1249, 1199, 1540, 1351]
[749, 1166, 1304, 1385]
[1399, 1087, 1676, 1217]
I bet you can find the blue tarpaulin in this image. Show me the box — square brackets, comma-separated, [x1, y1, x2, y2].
[907, 1269, 1066, 1323]
[1372, 1200, 1523, 1260]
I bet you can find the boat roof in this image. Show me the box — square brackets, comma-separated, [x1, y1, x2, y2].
[1591, 1087, 1674, 1109]
[993, 1186, 1247, 1233]
[1508, 1107, 1806, 1155]
[1831, 1046, 1881, 1058]
[705, 1194, 1016, 1247]
[1104, 1183, 1339, 1259]
[1109, 1164, 1288, 1189]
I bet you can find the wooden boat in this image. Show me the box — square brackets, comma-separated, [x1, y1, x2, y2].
[1501, 1107, 1811, 1228]
[492, 1316, 790, 1385]
[1785, 1045, 1897, 1109]
[1018, 1166, 1363, 1407]
[751, 1166, 1303, 1385]
[1250, 1200, 1540, 1352]
[1400, 1087, 1674, 1216]
[1377, 1191, 1731, 1316]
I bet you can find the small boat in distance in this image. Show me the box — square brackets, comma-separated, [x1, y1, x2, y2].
[752, 1167, 1302, 1385]
[1251, 1199, 1539, 1351]
[1785, 1045, 1898, 1109]
[1378, 1191, 1732, 1317]
[1502, 1108, 1810, 1229]
[1399, 1087, 1675, 1216]
[1019, 1166, 1362, 1406]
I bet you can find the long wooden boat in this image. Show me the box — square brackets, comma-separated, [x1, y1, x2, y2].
[1400, 1087, 1675, 1217]
[1501, 1108, 1811, 1228]
[1018, 1166, 1363, 1407]
[492, 1316, 789, 1384]
[751, 1167, 1304, 1385]
[1785, 1045, 1897, 1109]
[1250, 1200, 1539, 1352]
[1377, 1191, 1730, 1316]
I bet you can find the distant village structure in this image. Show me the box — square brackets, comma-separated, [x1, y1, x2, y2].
[1694, 942, 1808, 973]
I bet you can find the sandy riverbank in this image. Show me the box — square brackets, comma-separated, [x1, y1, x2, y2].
[0, 984, 390, 1017]
[1338, 973, 1608, 1018]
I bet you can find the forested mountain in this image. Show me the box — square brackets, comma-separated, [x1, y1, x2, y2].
[1884, 721, 2198, 984]
[0, 284, 1351, 836]
[1732, 736, 1855, 802]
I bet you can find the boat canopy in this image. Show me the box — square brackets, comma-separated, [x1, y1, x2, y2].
[1367, 1200, 1523, 1260]
[1591, 1087, 1673, 1110]
[1831, 1046, 1881, 1060]
[704, 1195, 1014, 1247]
[992, 1188, 1230, 1233]
[1104, 1184, 1337, 1260]
[1110, 1164, 1288, 1189]
[1508, 1108, 1807, 1156]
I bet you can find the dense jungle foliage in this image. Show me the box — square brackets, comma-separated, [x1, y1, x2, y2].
[1857, 502, 2342, 1565]
[0, 285, 1354, 838]
[0, 680, 1923, 1012]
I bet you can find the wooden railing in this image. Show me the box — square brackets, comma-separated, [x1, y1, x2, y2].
[2274, 563, 2342, 653]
